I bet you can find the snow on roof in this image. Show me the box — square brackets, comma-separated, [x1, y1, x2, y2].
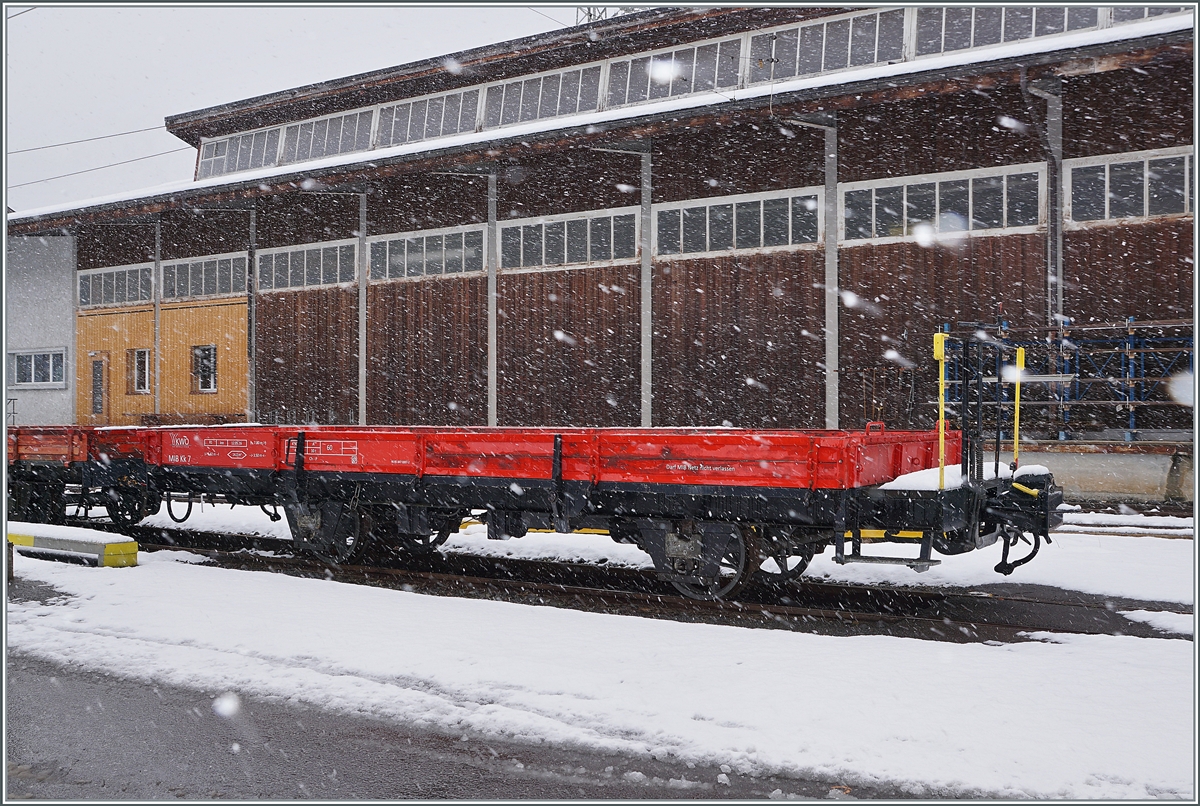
[8, 12, 1191, 225]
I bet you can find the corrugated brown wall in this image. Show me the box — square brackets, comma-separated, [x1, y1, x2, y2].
[1064, 58, 1193, 159]
[652, 250, 825, 428]
[367, 276, 488, 425]
[838, 233, 1047, 429]
[497, 264, 641, 426]
[255, 287, 358, 424]
[1064, 218, 1193, 325]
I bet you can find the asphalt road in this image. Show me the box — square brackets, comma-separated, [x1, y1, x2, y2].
[7, 577, 899, 800]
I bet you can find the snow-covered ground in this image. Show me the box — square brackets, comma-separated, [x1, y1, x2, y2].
[7, 509, 1195, 799]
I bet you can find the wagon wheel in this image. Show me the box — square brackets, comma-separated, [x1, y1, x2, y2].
[756, 539, 816, 587]
[290, 501, 371, 565]
[395, 510, 463, 555]
[671, 524, 760, 601]
[104, 487, 145, 527]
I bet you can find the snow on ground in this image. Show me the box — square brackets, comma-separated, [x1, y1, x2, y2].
[125, 504, 1196, 606]
[7, 546, 1193, 800]
[1120, 610, 1195, 637]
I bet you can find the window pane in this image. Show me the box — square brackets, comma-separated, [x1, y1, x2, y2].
[1071, 165, 1106, 221]
[409, 99, 429, 140]
[877, 9, 905, 61]
[389, 240, 407, 279]
[823, 19, 850, 69]
[607, 61, 630, 107]
[406, 238, 425, 276]
[520, 78, 541, 122]
[52, 352, 64, 383]
[798, 25, 823, 74]
[393, 105, 412, 145]
[425, 96, 445, 139]
[844, 189, 873, 239]
[1034, 6, 1065, 36]
[539, 74, 560, 118]
[501, 227, 522, 268]
[501, 83, 523, 126]
[1004, 7, 1034, 41]
[971, 176, 1004, 229]
[304, 250, 321, 286]
[1007, 173, 1039, 226]
[749, 33, 774, 84]
[791, 196, 819, 243]
[544, 222, 566, 265]
[484, 87, 503, 129]
[973, 7, 1003, 46]
[16, 355, 32, 384]
[657, 209, 681, 254]
[874, 186, 904, 237]
[559, 70, 581, 115]
[325, 117, 343, 156]
[114, 270, 127, 303]
[322, 247, 339, 284]
[79, 274, 92, 305]
[1108, 161, 1145, 218]
[589, 217, 612, 261]
[1148, 157, 1186, 215]
[141, 267, 154, 300]
[944, 8, 973, 51]
[216, 259, 231, 294]
[1112, 7, 1145, 22]
[916, 7, 944, 55]
[370, 241, 388, 280]
[671, 48, 696, 95]
[464, 230, 484, 272]
[735, 201, 762, 248]
[774, 29, 799, 77]
[566, 219, 589, 263]
[445, 232, 464, 273]
[425, 235, 444, 274]
[337, 245, 355, 283]
[200, 261, 216, 296]
[717, 39, 740, 88]
[281, 253, 296, 289]
[938, 180, 969, 231]
[763, 198, 789, 246]
[256, 257, 272, 291]
[578, 66, 601, 110]
[309, 119, 329, 159]
[352, 112, 371, 152]
[628, 57, 650, 103]
[33, 353, 50, 383]
[461, 90, 479, 131]
[682, 206, 707, 253]
[1067, 7, 1098, 29]
[189, 263, 204, 297]
[613, 214, 637, 259]
[709, 204, 733, 250]
[167, 266, 181, 298]
[850, 14, 877, 66]
[694, 43, 719, 89]
[521, 224, 542, 267]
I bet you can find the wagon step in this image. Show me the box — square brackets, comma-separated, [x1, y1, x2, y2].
[835, 555, 941, 572]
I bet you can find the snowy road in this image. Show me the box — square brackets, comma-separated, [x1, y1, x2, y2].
[6, 517, 1195, 800]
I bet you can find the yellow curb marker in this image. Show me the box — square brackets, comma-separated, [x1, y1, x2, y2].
[8, 531, 139, 568]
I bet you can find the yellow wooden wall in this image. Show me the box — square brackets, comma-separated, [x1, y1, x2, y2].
[75, 299, 247, 426]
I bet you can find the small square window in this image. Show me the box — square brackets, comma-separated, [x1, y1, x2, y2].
[192, 345, 217, 394]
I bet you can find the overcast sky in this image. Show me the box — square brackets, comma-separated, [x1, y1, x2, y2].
[4, 4, 581, 212]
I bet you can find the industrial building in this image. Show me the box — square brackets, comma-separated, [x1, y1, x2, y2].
[6, 6, 1193, 451]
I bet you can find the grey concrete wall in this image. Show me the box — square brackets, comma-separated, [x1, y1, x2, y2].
[5, 235, 76, 425]
[996, 450, 1194, 504]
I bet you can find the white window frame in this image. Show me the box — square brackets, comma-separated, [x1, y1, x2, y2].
[130, 348, 151, 395]
[192, 345, 218, 394]
[366, 223, 487, 283]
[160, 250, 250, 302]
[1063, 145, 1194, 227]
[497, 205, 641, 274]
[9, 348, 67, 389]
[255, 238, 360, 293]
[838, 162, 1047, 245]
[77, 262, 155, 309]
[653, 186, 824, 259]
[375, 86, 484, 149]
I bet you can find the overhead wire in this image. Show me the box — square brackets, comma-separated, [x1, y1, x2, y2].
[7, 146, 193, 189]
[7, 125, 166, 154]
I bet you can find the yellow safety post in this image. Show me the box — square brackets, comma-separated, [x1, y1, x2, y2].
[933, 333, 947, 490]
[1013, 347, 1025, 469]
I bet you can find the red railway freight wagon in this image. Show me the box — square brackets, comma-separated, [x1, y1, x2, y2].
[7, 420, 1059, 600]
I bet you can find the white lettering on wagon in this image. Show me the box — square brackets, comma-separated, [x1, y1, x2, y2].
[202, 438, 248, 449]
[307, 440, 360, 464]
[665, 462, 735, 473]
[170, 434, 191, 448]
